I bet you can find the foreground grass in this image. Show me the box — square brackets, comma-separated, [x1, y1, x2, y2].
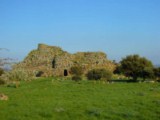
[0, 78, 160, 120]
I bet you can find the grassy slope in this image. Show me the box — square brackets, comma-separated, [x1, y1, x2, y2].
[0, 78, 160, 120]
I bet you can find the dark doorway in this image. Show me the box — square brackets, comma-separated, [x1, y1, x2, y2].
[52, 59, 56, 68]
[64, 69, 68, 76]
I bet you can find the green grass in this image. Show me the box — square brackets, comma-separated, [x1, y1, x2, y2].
[0, 78, 160, 120]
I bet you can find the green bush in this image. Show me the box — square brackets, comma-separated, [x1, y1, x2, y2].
[36, 71, 44, 77]
[157, 79, 160, 82]
[114, 65, 122, 74]
[86, 68, 112, 81]
[70, 66, 83, 76]
[0, 68, 4, 76]
[0, 78, 5, 85]
[72, 75, 82, 82]
[70, 66, 83, 82]
[154, 67, 160, 81]
[0, 68, 34, 83]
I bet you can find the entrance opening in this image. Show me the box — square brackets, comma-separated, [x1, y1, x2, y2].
[52, 59, 56, 68]
[64, 69, 68, 76]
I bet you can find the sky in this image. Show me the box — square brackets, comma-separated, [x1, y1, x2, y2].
[0, 0, 160, 65]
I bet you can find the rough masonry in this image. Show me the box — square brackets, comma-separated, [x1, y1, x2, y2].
[14, 44, 115, 77]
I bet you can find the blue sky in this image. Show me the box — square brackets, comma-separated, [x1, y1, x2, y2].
[0, 0, 160, 65]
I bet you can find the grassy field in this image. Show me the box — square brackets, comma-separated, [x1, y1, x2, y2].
[0, 78, 160, 120]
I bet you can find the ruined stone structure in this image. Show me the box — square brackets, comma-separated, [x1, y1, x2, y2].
[14, 44, 115, 77]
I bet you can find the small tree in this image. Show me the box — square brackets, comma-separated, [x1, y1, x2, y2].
[0, 68, 4, 76]
[70, 66, 83, 81]
[120, 54, 154, 81]
[153, 67, 160, 81]
[114, 65, 122, 74]
[141, 67, 154, 80]
[70, 66, 83, 76]
[86, 68, 112, 81]
[0, 67, 5, 85]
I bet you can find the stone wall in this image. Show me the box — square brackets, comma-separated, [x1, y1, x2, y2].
[14, 44, 115, 77]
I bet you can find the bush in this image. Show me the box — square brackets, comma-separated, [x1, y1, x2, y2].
[70, 66, 83, 76]
[72, 75, 82, 82]
[36, 71, 44, 77]
[114, 65, 122, 74]
[86, 68, 112, 81]
[70, 66, 83, 82]
[0, 68, 4, 76]
[154, 67, 160, 80]
[0, 68, 34, 83]
[0, 78, 5, 85]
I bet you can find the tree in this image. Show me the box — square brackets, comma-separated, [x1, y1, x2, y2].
[153, 67, 160, 81]
[120, 55, 154, 81]
[141, 67, 154, 80]
[114, 65, 122, 74]
[70, 65, 83, 81]
[0, 68, 4, 76]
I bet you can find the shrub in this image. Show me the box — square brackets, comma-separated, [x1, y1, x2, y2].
[36, 71, 44, 77]
[72, 75, 82, 82]
[154, 67, 160, 81]
[0, 68, 4, 76]
[0, 68, 34, 83]
[70, 66, 83, 82]
[86, 68, 112, 81]
[157, 79, 160, 82]
[0, 78, 5, 85]
[70, 66, 83, 76]
[114, 65, 122, 74]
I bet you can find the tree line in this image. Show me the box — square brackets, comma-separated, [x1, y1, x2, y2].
[114, 54, 160, 82]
